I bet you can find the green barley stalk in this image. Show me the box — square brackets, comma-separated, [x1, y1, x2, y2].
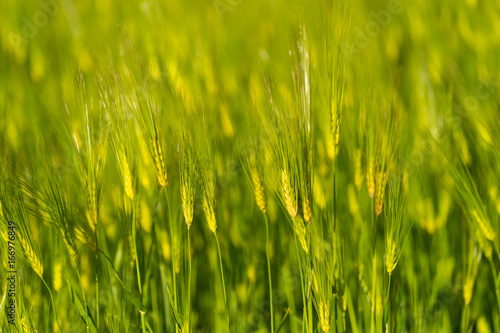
[179, 127, 195, 330]
[67, 73, 109, 330]
[240, 144, 274, 332]
[0, 182, 62, 332]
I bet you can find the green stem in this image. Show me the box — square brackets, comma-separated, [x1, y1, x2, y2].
[304, 226, 313, 333]
[371, 199, 376, 254]
[293, 229, 306, 333]
[488, 258, 500, 313]
[132, 200, 142, 294]
[461, 304, 469, 333]
[42, 277, 62, 332]
[163, 187, 178, 333]
[346, 288, 358, 333]
[308, 295, 313, 333]
[95, 225, 99, 331]
[187, 227, 192, 330]
[131, 199, 146, 333]
[385, 274, 391, 305]
[160, 264, 171, 332]
[215, 234, 230, 329]
[385, 273, 392, 333]
[264, 213, 274, 332]
[75, 264, 90, 333]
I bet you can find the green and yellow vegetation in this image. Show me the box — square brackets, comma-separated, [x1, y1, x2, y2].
[1, 0, 500, 332]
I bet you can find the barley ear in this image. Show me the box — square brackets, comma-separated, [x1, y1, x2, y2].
[375, 171, 388, 216]
[18, 232, 44, 278]
[367, 157, 375, 199]
[385, 240, 397, 275]
[121, 150, 134, 200]
[203, 199, 217, 235]
[319, 301, 331, 333]
[151, 134, 168, 187]
[251, 167, 267, 214]
[282, 169, 298, 219]
[472, 209, 495, 241]
[293, 216, 308, 253]
[181, 182, 194, 228]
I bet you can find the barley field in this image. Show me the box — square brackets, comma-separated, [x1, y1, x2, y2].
[1, 0, 500, 332]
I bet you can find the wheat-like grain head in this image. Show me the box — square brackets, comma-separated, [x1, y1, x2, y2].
[319, 301, 331, 333]
[282, 169, 298, 219]
[61, 228, 78, 260]
[18, 232, 44, 278]
[293, 216, 308, 253]
[202, 173, 217, 234]
[474, 226, 492, 260]
[86, 177, 98, 232]
[251, 166, 267, 214]
[181, 181, 194, 228]
[330, 101, 341, 159]
[302, 182, 312, 224]
[463, 277, 474, 306]
[120, 150, 134, 200]
[471, 209, 495, 241]
[385, 240, 397, 275]
[375, 171, 388, 216]
[180, 133, 195, 228]
[151, 133, 168, 187]
[203, 197, 217, 235]
[367, 157, 375, 199]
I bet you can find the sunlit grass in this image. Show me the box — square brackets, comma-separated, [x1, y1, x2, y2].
[1, 0, 500, 332]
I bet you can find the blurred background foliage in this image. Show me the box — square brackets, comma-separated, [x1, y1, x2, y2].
[1, 0, 500, 332]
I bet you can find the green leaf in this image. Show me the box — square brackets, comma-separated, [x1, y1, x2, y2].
[160, 263, 184, 329]
[113, 270, 148, 314]
[67, 280, 97, 332]
[274, 307, 290, 333]
[98, 248, 148, 314]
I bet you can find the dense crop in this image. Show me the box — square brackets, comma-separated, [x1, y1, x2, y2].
[1, 0, 500, 332]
